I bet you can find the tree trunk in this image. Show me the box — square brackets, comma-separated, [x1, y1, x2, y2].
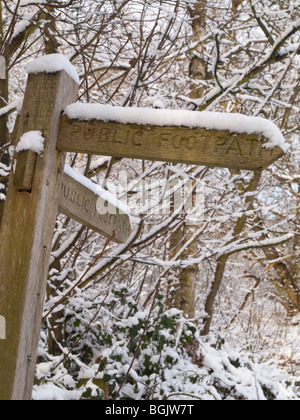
[167, 1, 207, 318]
[188, 0, 208, 99]
[202, 170, 262, 335]
[264, 246, 300, 316]
[43, 8, 59, 55]
[169, 222, 198, 318]
[232, 0, 243, 13]
[255, 215, 300, 317]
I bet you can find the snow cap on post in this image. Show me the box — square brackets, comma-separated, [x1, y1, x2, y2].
[26, 54, 79, 84]
[15, 131, 45, 156]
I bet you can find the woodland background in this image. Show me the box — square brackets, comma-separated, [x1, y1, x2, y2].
[0, 0, 299, 400]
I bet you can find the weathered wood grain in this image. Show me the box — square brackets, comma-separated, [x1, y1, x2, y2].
[0, 316, 5, 340]
[59, 173, 132, 244]
[13, 150, 37, 191]
[0, 71, 78, 400]
[57, 116, 284, 170]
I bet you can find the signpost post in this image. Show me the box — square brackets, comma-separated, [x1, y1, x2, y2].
[0, 56, 286, 400]
[0, 69, 78, 401]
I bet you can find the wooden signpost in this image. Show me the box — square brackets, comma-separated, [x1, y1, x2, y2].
[0, 56, 286, 400]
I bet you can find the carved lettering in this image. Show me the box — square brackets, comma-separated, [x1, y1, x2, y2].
[114, 129, 123, 144]
[84, 125, 95, 140]
[172, 135, 181, 149]
[131, 131, 143, 146]
[125, 130, 131, 145]
[70, 188, 77, 204]
[124, 130, 143, 147]
[61, 183, 90, 213]
[249, 138, 262, 157]
[67, 122, 274, 161]
[112, 129, 119, 144]
[92, 203, 131, 241]
[58, 117, 284, 172]
[71, 124, 82, 140]
[99, 127, 111, 143]
[94, 205, 130, 234]
[200, 138, 207, 152]
[187, 136, 196, 151]
[59, 174, 132, 243]
[249, 138, 257, 157]
[62, 184, 70, 199]
[225, 138, 242, 156]
[158, 133, 171, 148]
[214, 138, 227, 153]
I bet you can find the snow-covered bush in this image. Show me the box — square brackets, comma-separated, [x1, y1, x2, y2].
[33, 285, 300, 400]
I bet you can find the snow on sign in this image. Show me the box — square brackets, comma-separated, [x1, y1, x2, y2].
[60, 166, 132, 244]
[57, 104, 286, 171]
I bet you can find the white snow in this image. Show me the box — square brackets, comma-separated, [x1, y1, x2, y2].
[0, 100, 22, 118]
[12, 11, 37, 40]
[64, 165, 132, 220]
[16, 131, 45, 155]
[32, 383, 80, 401]
[64, 103, 287, 152]
[27, 54, 79, 84]
[20, 0, 46, 4]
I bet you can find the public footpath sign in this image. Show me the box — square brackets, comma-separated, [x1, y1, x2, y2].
[0, 56, 286, 400]
[57, 105, 285, 171]
[59, 168, 132, 244]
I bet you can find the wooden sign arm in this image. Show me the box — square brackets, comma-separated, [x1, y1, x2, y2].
[57, 107, 286, 171]
[58, 166, 132, 244]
